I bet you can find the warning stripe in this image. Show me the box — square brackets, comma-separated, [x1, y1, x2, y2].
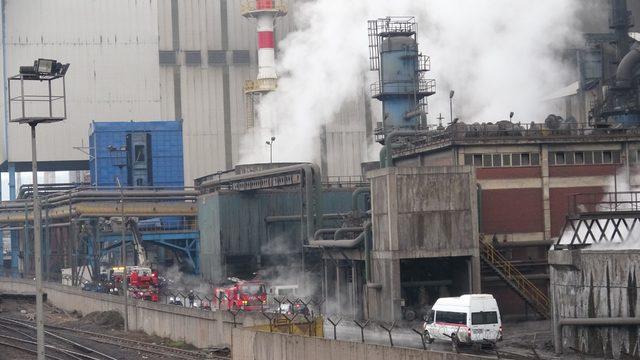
[258, 31, 274, 48]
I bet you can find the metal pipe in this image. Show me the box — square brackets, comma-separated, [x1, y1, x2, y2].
[308, 232, 366, 248]
[555, 317, 640, 354]
[264, 213, 345, 223]
[352, 187, 370, 217]
[559, 317, 640, 326]
[314, 228, 338, 240]
[334, 227, 365, 240]
[309, 222, 372, 249]
[364, 223, 371, 283]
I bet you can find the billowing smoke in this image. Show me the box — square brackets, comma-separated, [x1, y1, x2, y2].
[239, 0, 586, 164]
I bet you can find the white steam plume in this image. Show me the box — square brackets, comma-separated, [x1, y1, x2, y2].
[239, 0, 584, 164]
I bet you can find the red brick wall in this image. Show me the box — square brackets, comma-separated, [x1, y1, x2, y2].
[476, 167, 541, 180]
[549, 164, 618, 177]
[481, 188, 544, 234]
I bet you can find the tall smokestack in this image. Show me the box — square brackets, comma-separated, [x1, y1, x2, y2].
[242, 0, 287, 128]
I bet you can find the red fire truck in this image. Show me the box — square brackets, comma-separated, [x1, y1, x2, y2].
[110, 266, 160, 302]
[214, 278, 267, 311]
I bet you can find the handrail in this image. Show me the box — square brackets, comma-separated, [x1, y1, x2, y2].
[480, 241, 550, 318]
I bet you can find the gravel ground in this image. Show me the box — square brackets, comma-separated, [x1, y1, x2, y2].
[0, 296, 205, 360]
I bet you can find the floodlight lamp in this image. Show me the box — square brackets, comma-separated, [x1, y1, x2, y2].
[449, 90, 455, 99]
[35, 58, 57, 75]
[270, 136, 276, 142]
[266, 141, 271, 145]
[510, 112, 514, 119]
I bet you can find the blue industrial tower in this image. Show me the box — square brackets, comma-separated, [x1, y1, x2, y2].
[368, 17, 435, 137]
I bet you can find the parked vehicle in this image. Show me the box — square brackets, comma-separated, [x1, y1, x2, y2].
[423, 294, 502, 350]
[214, 278, 267, 311]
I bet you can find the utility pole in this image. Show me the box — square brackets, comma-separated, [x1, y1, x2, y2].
[30, 123, 45, 359]
[8, 58, 70, 360]
[116, 176, 129, 332]
[266, 136, 276, 163]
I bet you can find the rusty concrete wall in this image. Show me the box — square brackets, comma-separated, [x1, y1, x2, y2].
[231, 328, 488, 360]
[367, 166, 480, 322]
[0, 279, 267, 348]
[369, 166, 478, 257]
[550, 249, 640, 359]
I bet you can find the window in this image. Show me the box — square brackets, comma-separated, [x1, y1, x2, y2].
[603, 151, 612, 164]
[512, 153, 521, 166]
[531, 153, 540, 165]
[473, 154, 482, 166]
[436, 311, 467, 325]
[483, 154, 492, 167]
[426, 310, 434, 323]
[471, 311, 498, 325]
[502, 154, 511, 166]
[208, 50, 227, 66]
[159, 50, 177, 65]
[185, 50, 201, 65]
[613, 151, 621, 164]
[555, 152, 565, 165]
[574, 152, 584, 164]
[492, 154, 501, 167]
[594, 151, 603, 164]
[232, 50, 250, 64]
[585, 151, 593, 164]
[566, 152, 574, 165]
[134, 145, 146, 162]
[464, 154, 473, 166]
[521, 153, 530, 166]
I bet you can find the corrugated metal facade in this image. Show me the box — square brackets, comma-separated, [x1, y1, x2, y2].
[0, 0, 161, 163]
[158, 0, 370, 183]
[0, 0, 370, 182]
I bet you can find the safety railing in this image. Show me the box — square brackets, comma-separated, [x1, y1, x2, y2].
[568, 191, 640, 216]
[480, 240, 550, 319]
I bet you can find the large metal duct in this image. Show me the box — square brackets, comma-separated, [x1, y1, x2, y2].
[200, 163, 322, 242]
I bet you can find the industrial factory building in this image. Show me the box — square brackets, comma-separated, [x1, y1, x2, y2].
[0, 1, 639, 359]
[0, 0, 370, 196]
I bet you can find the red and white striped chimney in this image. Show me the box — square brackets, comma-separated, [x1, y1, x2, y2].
[242, 0, 287, 89]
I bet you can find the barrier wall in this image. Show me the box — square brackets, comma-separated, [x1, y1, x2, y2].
[0, 279, 265, 348]
[231, 328, 489, 360]
[1, 279, 489, 360]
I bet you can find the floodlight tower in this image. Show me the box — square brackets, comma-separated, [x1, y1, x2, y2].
[241, 0, 287, 128]
[8, 58, 69, 360]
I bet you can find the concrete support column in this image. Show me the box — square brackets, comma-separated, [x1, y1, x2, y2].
[623, 142, 631, 186]
[550, 265, 562, 354]
[541, 145, 551, 240]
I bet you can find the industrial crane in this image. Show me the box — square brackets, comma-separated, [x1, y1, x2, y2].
[125, 218, 151, 267]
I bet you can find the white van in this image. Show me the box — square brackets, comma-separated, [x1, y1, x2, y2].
[423, 294, 502, 348]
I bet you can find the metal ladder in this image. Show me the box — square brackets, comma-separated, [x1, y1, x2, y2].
[479, 241, 550, 319]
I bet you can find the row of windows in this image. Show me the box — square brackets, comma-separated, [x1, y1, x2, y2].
[159, 50, 251, 66]
[464, 150, 622, 167]
[464, 153, 540, 167]
[549, 151, 621, 165]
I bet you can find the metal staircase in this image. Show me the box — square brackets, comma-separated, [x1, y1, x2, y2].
[479, 241, 550, 318]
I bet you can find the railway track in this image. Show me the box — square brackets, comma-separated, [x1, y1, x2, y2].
[0, 316, 230, 360]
